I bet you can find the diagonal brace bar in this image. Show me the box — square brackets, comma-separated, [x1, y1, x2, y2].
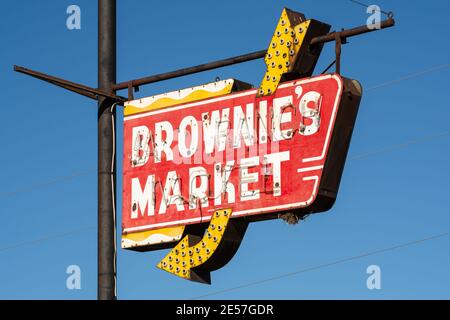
[13, 65, 127, 103]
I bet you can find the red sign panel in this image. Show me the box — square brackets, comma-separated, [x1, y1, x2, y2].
[122, 74, 347, 234]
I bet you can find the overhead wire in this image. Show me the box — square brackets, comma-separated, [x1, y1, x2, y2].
[0, 226, 95, 253]
[349, 0, 393, 17]
[366, 64, 450, 92]
[191, 231, 450, 299]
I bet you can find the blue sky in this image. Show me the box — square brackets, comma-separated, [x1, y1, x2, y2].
[0, 0, 449, 300]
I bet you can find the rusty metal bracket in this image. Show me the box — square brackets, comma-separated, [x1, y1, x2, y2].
[329, 30, 350, 75]
[125, 81, 142, 101]
[127, 82, 134, 101]
[113, 18, 395, 93]
[14, 65, 127, 104]
[335, 33, 342, 75]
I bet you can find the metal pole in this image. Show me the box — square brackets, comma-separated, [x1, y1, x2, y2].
[98, 0, 117, 300]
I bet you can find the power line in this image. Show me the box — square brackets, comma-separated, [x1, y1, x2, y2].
[349, 0, 392, 17]
[0, 169, 94, 199]
[0, 226, 95, 253]
[348, 130, 450, 161]
[191, 231, 450, 299]
[366, 64, 450, 91]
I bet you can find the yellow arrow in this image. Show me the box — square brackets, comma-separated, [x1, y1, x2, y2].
[157, 208, 232, 284]
[258, 8, 330, 97]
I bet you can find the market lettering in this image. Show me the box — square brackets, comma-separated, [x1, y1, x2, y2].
[130, 151, 290, 219]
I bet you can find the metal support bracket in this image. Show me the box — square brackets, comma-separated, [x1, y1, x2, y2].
[333, 31, 348, 75]
[113, 17, 395, 94]
[14, 65, 127, 104]
[335, 33, 342, 75]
